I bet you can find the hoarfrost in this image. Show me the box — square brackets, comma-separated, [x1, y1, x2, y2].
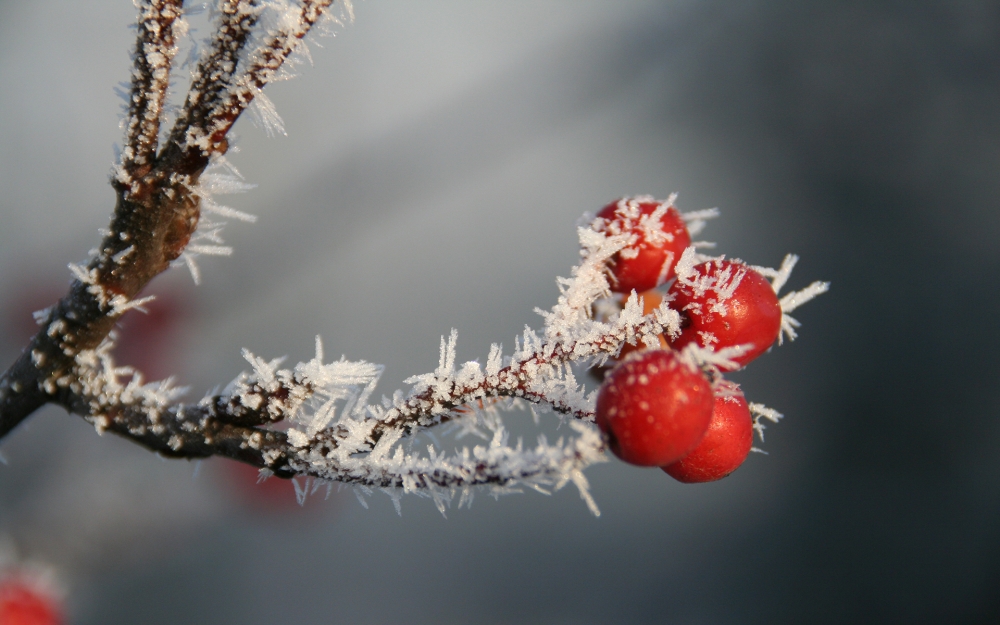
[749, 403, 784, 442]
[681, 207, 720, 237]
[779, 281, 830, 343]
[750, 254, 830, 343]
[247, 90, 286, 137]
[174, 157, 258, 283]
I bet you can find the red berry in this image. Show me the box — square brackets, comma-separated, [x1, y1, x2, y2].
[0, 577, 63, 625]
[595, 350, 714, 466]
[663, 390, 753, 483]
[667, 259, 781, 369]
[595, 197, 690, 293]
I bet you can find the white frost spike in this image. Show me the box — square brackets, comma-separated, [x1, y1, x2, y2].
[199, 169, 256, 196]
[314, 335, 324, 363]
[310, 478, 325, 496]
[618, 291, 648, 350]
[654, 299, 683, 340]
[437, 329, 458, 376]
[779, 281, 830, 343]
[352, 486, 370, 509]
[181, 252, 202, 285]
[672, 246, 701, 285]
[457, 487, 474, 509]
[32, 307, 51, 325]
[291, 355, 384, 435]
[247, 90, 286, 137]
[176, 157, 259, 284]
[369, 427, 402, 463]
[485, 343, 503, 378]
[681, 207, 720, 236]
[780, 281, 830, 314]
[678, 343, 748, 372]
[768, 254, 799, 295]
[241, 349, 283, 392]
[109, 294, 156, 316]
[571, 469, 600, 517]
[296, 40, 314, 67]
[68, 263, 97, 285]
[112, 246, 135, 264]
[635, 194, 675, 247]
[431, 488, 449, 518]
[382, 488, 403, 516]
[747, 254, 828, 344]
[749, 403, 784, 424]
[187, 244, 232, 256]
[201, 197, 258, 223]
[749, 403, 784, 442]
[293, 477, 309, 506]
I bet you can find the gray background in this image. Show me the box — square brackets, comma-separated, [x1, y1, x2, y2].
[1, 1, 998, 623]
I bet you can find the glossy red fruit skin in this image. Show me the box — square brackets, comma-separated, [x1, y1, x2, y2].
[596, 197, 691, 293]
[663, 391, 753, 483]
[595, 350, 714, 467]
[667, 260, 781, 369]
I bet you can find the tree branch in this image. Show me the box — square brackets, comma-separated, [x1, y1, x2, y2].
[0, 0, 340, 441]
[157, 0, 335, 174]
[118, 0, 185, 183]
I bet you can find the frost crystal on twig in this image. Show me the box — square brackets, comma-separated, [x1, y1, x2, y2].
[177, 156, 257, 283]
[749, 402, 784, 442]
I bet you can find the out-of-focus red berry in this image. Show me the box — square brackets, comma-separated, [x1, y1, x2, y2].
[0, 576, 63, 625]
[112, 291, 188, 379]
[595, 350, 713, 466]
[663, 391, 753, 483]
[595, 197, 690, 293]
[667, 259, 781, 369]
[223, 459, 301, 510]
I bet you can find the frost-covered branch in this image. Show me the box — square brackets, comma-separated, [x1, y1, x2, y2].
[118, 0, 185, 182]
[17, 224, 672, 510]
[0, 0, 345, 440]
[159, 0, 345, 171]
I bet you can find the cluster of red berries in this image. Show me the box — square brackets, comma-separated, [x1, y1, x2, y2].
[592, 197, 784, 483]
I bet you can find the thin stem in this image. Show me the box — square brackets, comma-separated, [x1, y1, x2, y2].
[0, 0, 340, 443]
[118, 0, 185, 183]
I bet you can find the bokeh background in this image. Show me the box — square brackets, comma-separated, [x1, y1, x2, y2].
[2, 1, 999, 623]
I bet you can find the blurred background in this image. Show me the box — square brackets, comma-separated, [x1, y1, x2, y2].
[1, 1, 999, 623]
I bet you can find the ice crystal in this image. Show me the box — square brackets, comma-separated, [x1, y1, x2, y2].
[749, 402, 784, 442]
[176, 156, 258, 284]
